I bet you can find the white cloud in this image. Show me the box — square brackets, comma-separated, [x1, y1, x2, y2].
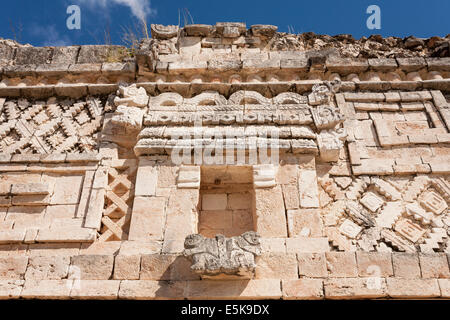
[76, 0, 155, 21]
[29, 25, 71, 46]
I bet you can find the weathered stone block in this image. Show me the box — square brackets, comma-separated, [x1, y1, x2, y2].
[282, 279, 324, 300]
[356, 252, 393, 277]
[324, 278, 387, 299]
[386, 279, 440, 298]
[282, 184, 300, 210]
[51, 46, 80, 64]
[280, 58, 309, 71]
[0, 257, 28, 279]
[255, 253, 298, 279]
[0, 280, 24, 299]
[297, 253, 327, 278]
[260, 238, 286, 253]
[140, 254, 199, 281]
[77, 45, 125, 64]
[36, 228, 96, 243]
[186, 279, 282, 299]
[326, 57, 368, 74]
[392, 253, 421, 279]
[113, 255, 141, 280]
[368, 58, 398, 71]
[25, 256, 70, 280]
[69, 255, 114, 280]
[419, 253, 450, 278]
[254, 186, 287, 237]
[438, 279, 450, 298]
[128, 197, 166, 241]
[287, 209, 323, 237]
[298, 170, 319, 208]
[396, 57, 427, 72]
[286, 238, 329, 253]
[70, 280, 120, 299]
[202, 194, 227, 211]
[326, 252, 358, 277]
[15, 47, 53, 65]
[21, 280, 72, 299]
[119, 241, 161, 255]
[119, 280, 186, 299]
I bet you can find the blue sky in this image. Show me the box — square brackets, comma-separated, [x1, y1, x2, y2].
[0, 0, 449, 46]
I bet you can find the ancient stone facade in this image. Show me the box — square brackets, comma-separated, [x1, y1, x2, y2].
[0, 23, 450, 299]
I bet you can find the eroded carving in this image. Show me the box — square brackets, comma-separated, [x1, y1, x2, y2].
[308, 80, 341, 106]
[311, 105, 345, 130]
[114, 84, 149, 108]
[183, 231, 262, 279]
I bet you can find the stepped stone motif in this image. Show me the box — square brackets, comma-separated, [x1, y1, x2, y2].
[0, 23, 449, 300]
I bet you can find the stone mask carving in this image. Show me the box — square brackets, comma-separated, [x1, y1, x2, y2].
[308, 80, 341, 106]
[311, 105, 345, 130]
[183, 231, 262, 279]
[111, 84, 149, 132]
[114, 84, 149, 108]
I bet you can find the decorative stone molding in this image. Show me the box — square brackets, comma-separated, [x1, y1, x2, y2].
[253, 164, 277, 188]
[183, 231, 262, 279]
[135, 88, 346, 161]
[150, 24, 179, 40]
[177, 166, 200, 189]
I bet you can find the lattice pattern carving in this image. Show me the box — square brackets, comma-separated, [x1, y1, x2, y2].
[0, 98, 105, 154]
[98, 161, 137, 241]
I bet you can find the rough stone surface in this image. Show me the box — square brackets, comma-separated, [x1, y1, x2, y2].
[69, 255, 114, 280]
[324, 278, 388, 299]
[297, 253, 327, 278]
[386, 279, 441, 298]
[282, 279, 324, 299]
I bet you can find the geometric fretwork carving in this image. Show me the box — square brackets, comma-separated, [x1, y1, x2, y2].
[0, 98, 105, 154]
[98, 160, 137, 241]
[320, 174, 450, 253]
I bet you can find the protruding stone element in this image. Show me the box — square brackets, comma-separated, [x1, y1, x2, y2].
[311, 106, 345, 130]
[111, 84, 148, 132]
[177, 166, 200, 189]
[308, 80, 341, 106]
[215, 22, 246, 38]
[420, 190, 447, 215]
[317, 129, 347, 162]
[111, 106, 145, 132]
[251, 25, 278, 38]
[184, 24, 213, 37]
[150, 24, 179, 39]
[114, 84, 149, 108]
[183, 231, 262, 279]
[253, 164, 277, 188]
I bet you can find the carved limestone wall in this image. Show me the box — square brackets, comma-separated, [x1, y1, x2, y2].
[0, 23, 449, 300]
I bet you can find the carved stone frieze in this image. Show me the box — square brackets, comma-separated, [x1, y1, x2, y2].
[136, 86, 346, 160]
[183, 231, 262, 279]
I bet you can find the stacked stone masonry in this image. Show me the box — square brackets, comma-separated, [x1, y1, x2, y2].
[0, 23, 449, 299]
